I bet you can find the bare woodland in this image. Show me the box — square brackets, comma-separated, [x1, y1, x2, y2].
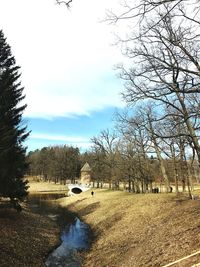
[29, 0, 200, 197]
[106, 0, 200, 196]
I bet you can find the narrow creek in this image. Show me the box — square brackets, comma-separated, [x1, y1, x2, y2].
[27, 193, 91, 267]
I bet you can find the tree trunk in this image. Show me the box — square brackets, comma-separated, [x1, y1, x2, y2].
[177, 94, 200, 167]
[155, 146, 170, 192]
[148, 115, 170, 192]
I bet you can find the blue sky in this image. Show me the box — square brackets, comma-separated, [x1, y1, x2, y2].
[0, 0, 126, 152]
[25, 107, 122, 152]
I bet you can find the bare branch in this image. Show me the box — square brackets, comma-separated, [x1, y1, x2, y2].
[56, 0, 73, 8]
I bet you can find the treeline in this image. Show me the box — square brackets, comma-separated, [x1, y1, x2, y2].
[27, 146, 81, 184]
[27, 132, 200, 197]
[89, 124, 200, 196]
[100, 0, 200, 197]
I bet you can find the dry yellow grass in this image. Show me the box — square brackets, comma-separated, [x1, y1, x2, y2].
[2, 180, 200, 267]
[28, 180, 67, 193]
[0, 180, 66, 267]
[0, 205, 59, 267]
[58, 189, 200, 267]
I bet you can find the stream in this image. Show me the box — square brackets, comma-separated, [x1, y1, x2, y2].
[27, 194, 91, 267]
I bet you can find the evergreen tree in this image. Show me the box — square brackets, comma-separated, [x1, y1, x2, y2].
[0, 29, 29, 211]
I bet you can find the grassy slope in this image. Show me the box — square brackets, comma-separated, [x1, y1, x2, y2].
[1, 180, 200, 267]
[0, 181, 66, 267]
[0, 206, 59, 267]
[59, 189, 200, 267]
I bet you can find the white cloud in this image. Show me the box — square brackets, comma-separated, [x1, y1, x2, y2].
[0, 0, 125, 118]
[30, 132, 92, 149]
[31, 133, 88, 143]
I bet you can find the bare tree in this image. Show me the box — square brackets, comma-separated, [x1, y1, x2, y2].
[157, 111, 195, 196]
[106, 0, 200, 37]
[115, 8, 200, 165]
[115, 106, 171, 192]
[91, 129, 120, 189]
[116, 114, 153, 193]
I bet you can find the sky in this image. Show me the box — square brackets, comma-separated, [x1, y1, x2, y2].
[0, 0, 126, 152]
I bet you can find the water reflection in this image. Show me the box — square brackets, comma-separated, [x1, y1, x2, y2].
[46, 218, 91, 267]
[61, 218, 90, 249]
[27, 194, 91, 267]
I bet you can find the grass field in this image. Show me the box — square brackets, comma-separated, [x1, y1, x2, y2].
[58, 189, 200, 267]
[28, 180, 68, 193]
[1, 180, 200, 267]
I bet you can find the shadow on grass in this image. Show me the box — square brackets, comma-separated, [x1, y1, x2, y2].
[78, 202, 101, 217]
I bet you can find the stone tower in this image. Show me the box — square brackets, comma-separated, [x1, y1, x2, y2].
[80, 162, 91, 185]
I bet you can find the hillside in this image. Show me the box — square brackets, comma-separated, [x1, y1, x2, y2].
[59, 189, 200, 267]
[1, 181, 200, 267]
[0, 181, 66, 267]
[0, 205, 59, 267]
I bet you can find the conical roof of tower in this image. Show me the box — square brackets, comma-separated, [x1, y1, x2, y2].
[81, 162, 91, 172]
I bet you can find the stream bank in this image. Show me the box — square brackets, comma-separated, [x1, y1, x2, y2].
[3, 183, 200, 267]
[27, 193, 91, 267]
[0, 199, 59, 267]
